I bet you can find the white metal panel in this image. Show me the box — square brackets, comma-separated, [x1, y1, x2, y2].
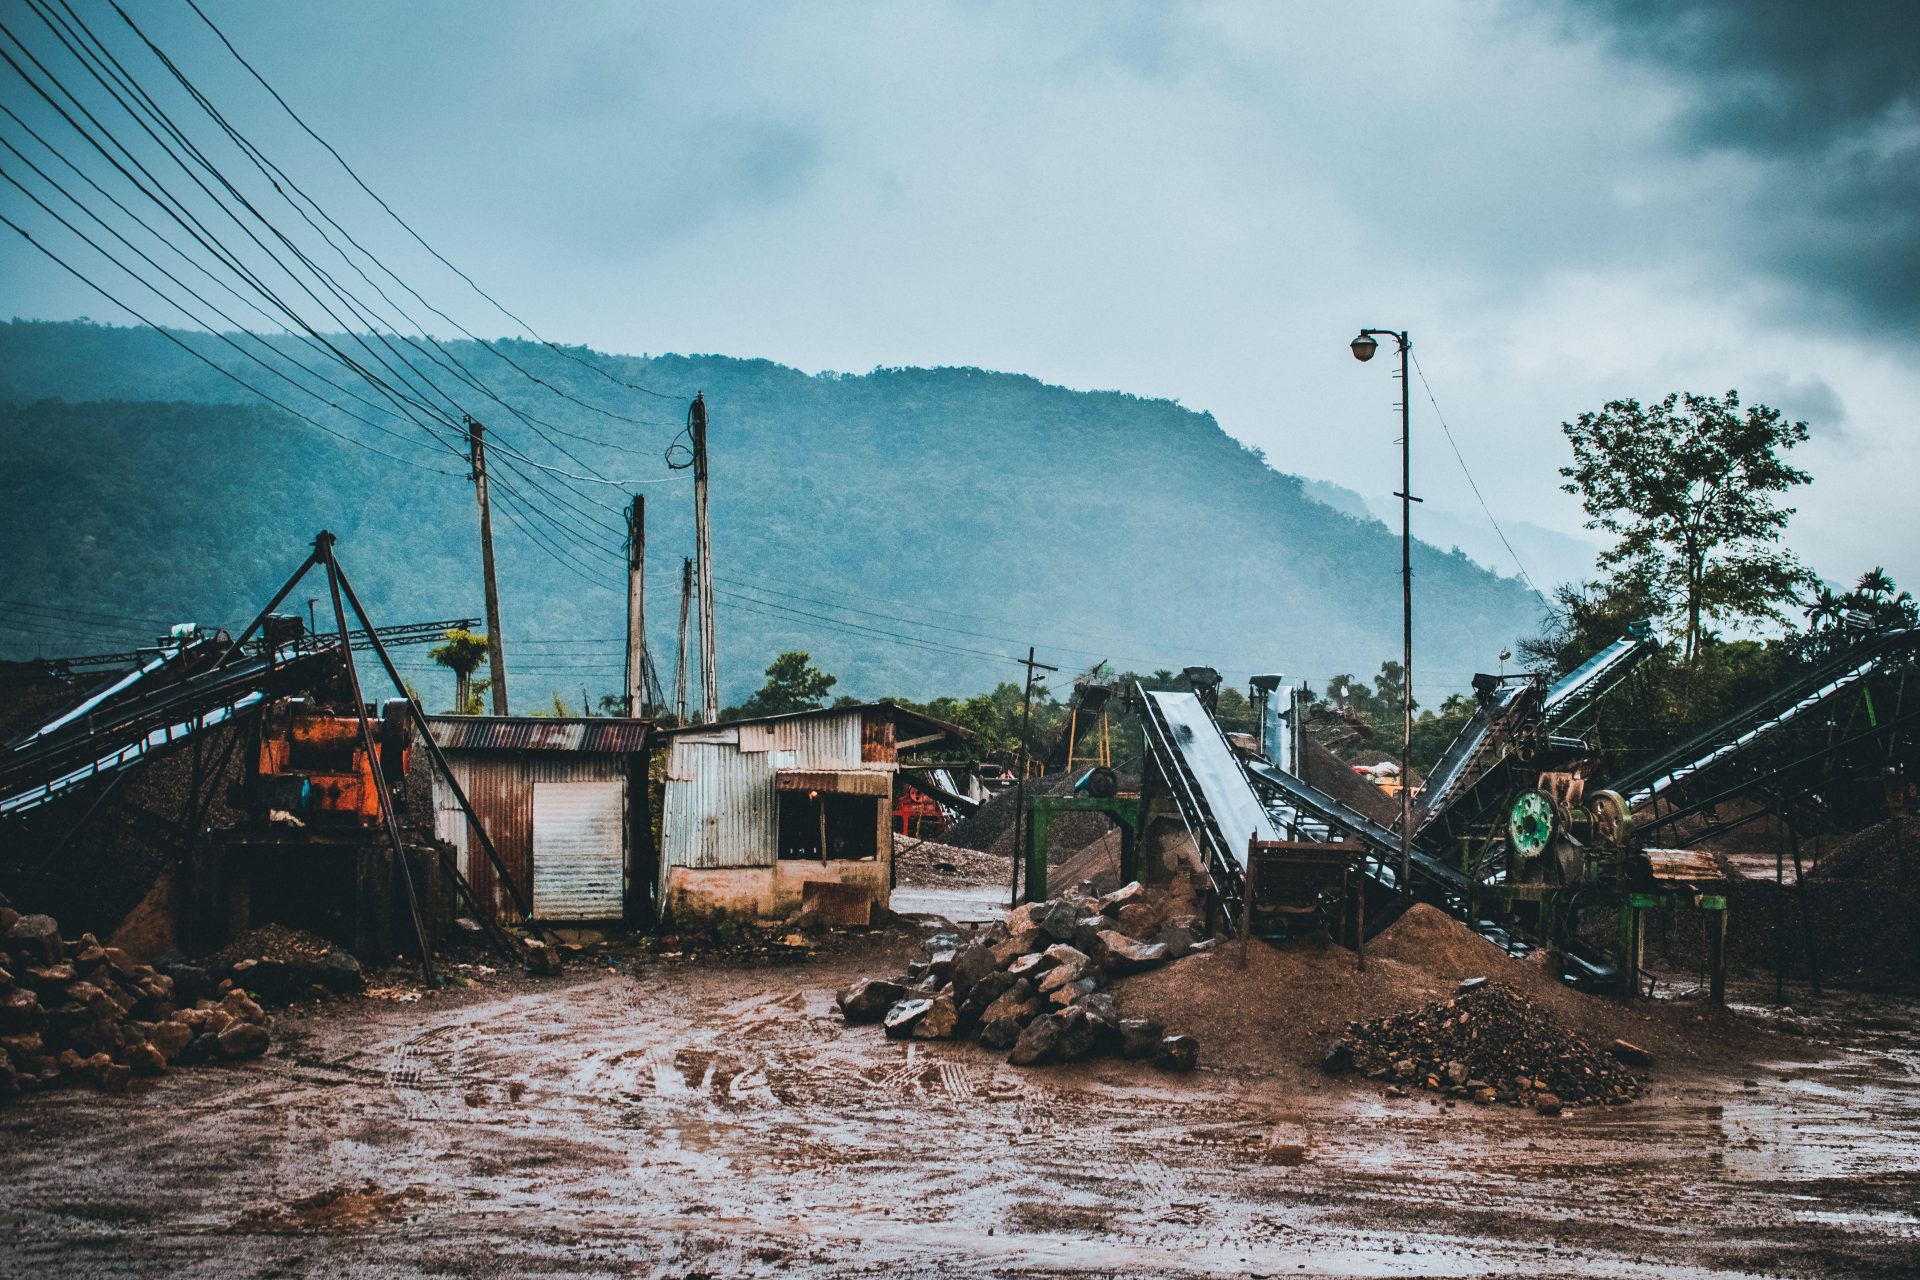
[661, 740, 777, 871]
[532, 780, 625, 920]
[770, 711, 864, 770]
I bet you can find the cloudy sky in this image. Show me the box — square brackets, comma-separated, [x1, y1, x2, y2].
[4, 0, 1915, 593]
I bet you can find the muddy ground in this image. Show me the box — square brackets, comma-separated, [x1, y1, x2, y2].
[3, 930, 1918, 1279]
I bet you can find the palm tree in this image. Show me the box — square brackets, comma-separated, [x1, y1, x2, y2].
[1857, 567, 1896, 601]
[428, 629, 490, 715]
[1804, 584, 1844, 631]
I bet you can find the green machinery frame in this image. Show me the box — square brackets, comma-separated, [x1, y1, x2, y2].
[1022, 794, 1143, 902]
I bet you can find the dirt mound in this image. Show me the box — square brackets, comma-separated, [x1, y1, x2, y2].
[1338, 981, 1639, 1108]
[1298, 738, 1402, 827]
[1368, 903, 1515, 978]
[1051, 829, 1125, 896]
[1807, 814, 1920, 887]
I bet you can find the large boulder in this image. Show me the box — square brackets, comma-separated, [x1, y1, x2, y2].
[1096, 930, 1167, 974]
[1052, 1008, 1098, 1062]
[837, 978, 908, 1024]
[990, 928, 1046, 967]
[980, 979, 1041, 1027]
[883, 998, 934, 1039]
[216, 1020, 270, 1059]
[910, 995, 959, 1040]
[1027, 900, 1080, 942]
[1035, 945, 1093, 993]
[977, 1017, 1023, 1050]
[1007, 1013, 1062, 1066]
[958, 970, 1019, 1022]
[949, 943, 998, 1000]
[1154, 1035, 1199, 1073]
[319, 950, 366, 994]
[4, 915, 63, 966]
[1097, 882, 1146, 915]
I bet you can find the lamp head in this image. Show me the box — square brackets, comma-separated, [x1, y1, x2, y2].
[1350, 332, 1378, 362]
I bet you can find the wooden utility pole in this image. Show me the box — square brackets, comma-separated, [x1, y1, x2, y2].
[690, 393, 717, 722]
[624, 494, 646, 717]
[675, 557, 693, 725]
[1009, 646, 1058, 906]
[466, 415, 508, 715]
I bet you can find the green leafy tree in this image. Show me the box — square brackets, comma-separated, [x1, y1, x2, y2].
[428, 628, 490, 715]
[738, 651, 838, 717]
[1560, 390, 1811, 661]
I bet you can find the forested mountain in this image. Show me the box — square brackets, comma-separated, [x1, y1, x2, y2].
[0, 319, 1546, 710]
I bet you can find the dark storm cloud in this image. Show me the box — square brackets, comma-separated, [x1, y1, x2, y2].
[1567, 0, 1920, 330]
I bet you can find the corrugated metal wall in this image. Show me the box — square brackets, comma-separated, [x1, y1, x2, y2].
[432, 753, 626, 920]
[661, 740, 777, 871]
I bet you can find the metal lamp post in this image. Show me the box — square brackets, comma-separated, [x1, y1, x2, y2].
[1350, 328, 1416, 901]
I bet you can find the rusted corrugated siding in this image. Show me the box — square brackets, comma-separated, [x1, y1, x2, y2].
[661, 739, 777, 873]
[861, 714, 895, 764]
[425, 717, 651, 753]
[431, 752, 626, 920]
[767, 710, 864, 770]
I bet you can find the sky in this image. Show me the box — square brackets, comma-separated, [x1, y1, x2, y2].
[3, 0, 1915, 595]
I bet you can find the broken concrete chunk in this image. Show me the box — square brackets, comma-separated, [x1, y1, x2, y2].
[837, 977, 908, 1024]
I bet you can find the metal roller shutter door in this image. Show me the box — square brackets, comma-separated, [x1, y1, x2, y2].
[531, 780, 625, 919]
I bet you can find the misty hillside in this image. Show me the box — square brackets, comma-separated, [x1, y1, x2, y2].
[0, 320, 1545, 709]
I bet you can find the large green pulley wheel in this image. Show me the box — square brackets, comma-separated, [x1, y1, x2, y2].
[1507, 789, 1557, 860]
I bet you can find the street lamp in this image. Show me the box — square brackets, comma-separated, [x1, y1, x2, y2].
[1350, 327, 1416, 902]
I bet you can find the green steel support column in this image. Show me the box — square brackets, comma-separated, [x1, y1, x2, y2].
[1026, 805, 1052, 904]
[1708, 905, 1728, 1004]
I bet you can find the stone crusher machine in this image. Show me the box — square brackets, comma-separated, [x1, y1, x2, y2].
[1134, 627, 1734, 994]
[240, 693, 415, 828]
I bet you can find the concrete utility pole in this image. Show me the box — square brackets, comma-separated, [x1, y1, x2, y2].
[625, 494, 646, 717]
[466, 415, 509, 716]
[675, 557, 693, 726]
[690, 393, 717, 722]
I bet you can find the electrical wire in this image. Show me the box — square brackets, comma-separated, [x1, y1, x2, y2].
[1409, 349, 1543, 599]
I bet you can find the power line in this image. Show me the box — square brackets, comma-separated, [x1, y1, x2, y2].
[170, 0, 689, 415]
[1408, 349, 1543, 599]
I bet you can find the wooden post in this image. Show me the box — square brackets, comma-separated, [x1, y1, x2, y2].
[625, 494, 646, 717]
[466, 417, 509, 715]
[690, 394, 717, 722]
[674, 558, 692, 725]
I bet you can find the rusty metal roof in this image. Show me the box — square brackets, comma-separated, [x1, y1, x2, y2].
[425, 716, 652, 754]
[657, 702, 969, 743]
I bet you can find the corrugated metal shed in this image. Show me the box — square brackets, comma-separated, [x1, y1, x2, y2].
[434, 751, 631, 919]
[426, 716, 651, 753]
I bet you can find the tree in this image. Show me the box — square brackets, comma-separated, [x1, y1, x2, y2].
[738, 651, 838, 717]
[1560, 390, 1810, 661]
[428, 628, 490, 715]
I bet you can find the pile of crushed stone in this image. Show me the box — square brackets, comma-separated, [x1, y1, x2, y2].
[1329, 980, 1642, 1112]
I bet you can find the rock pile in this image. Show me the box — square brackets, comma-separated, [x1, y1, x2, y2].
[201, 923, 367, 1005]
[1327, 981, 1640, 1112]
[837, 881, 1207, 1070]
[1, 900, 274, 1098]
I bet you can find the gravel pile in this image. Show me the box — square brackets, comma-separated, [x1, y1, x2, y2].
[1330, 980, 1641, 1112]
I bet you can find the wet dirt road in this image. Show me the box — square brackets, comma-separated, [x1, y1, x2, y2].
[3, 955, 1917, 1278]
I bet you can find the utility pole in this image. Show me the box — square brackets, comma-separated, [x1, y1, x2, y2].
[466, 415, 509, 716]
[675, 557, 693, 725]
[1349, 329, 1417, 900]
[690, 393, 717, 722]
[624, 494, 646, 717]
[1009, 646, 1058, 906]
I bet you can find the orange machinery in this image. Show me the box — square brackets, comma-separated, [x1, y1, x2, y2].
[247, 696, 412, 826]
